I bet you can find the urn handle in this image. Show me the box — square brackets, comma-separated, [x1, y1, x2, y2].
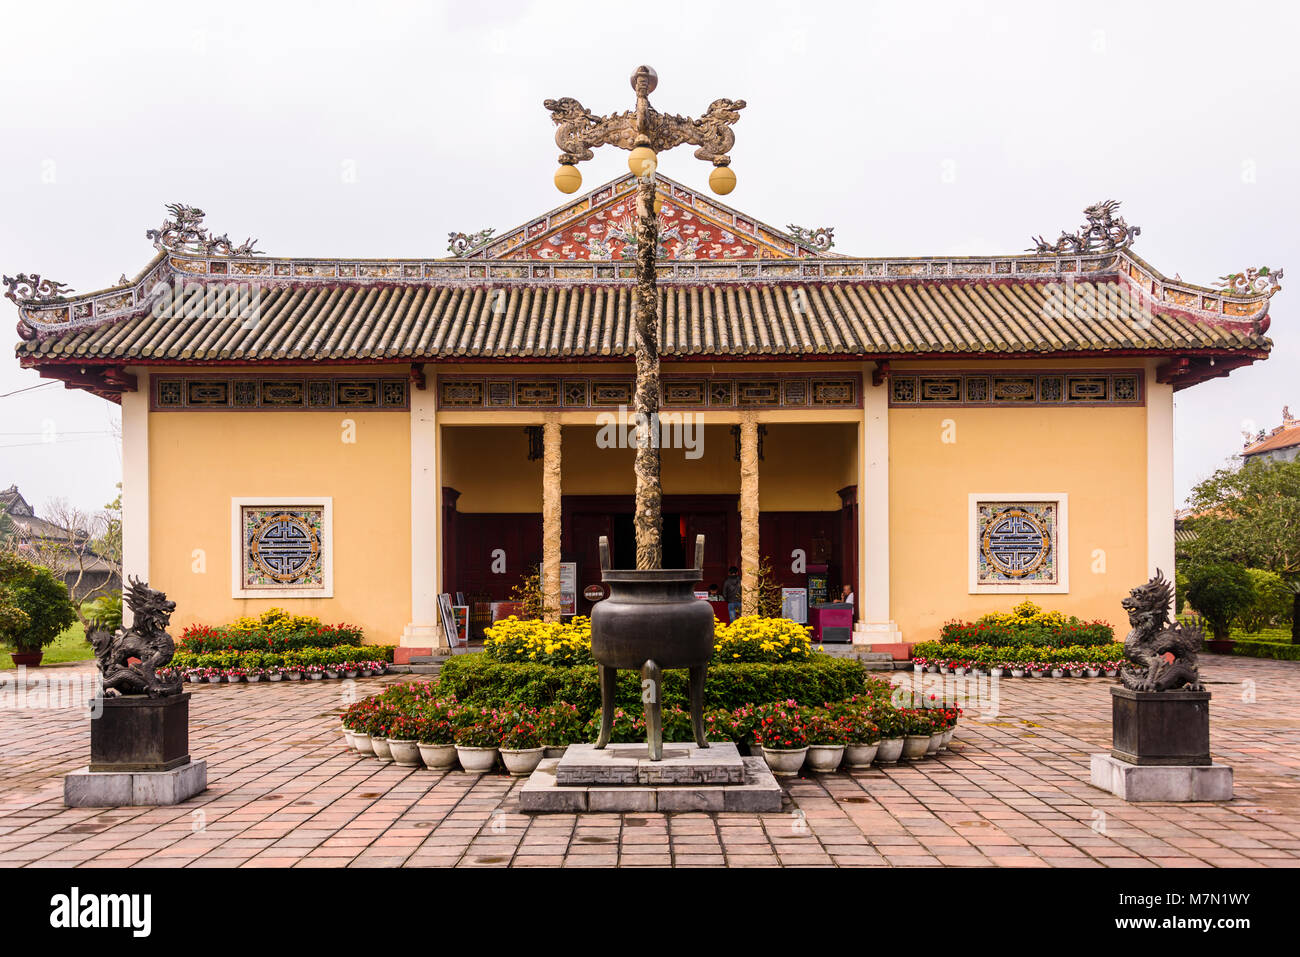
[599, 535, 611, 571]
[694, 534, 705, 573]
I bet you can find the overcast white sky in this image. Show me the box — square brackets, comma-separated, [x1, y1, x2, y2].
[2, 0, 1297, 517]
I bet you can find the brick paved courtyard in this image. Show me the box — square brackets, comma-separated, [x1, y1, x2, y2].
[1, 655, 1298, 868]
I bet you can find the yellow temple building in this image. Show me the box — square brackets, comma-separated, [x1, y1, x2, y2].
[7, 175, 1279, 658]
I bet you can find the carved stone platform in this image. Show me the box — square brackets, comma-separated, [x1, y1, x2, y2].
[90, 693, 191, 772]
[1090, 754, 1232, 802]
[1090, 686, 1232, 802]
[65, 760, 207, 807]
[521, 746, 782, 813]
[556, 742, 745, 786]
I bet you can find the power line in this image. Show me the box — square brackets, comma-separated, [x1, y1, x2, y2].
[0, 382, 58, 399]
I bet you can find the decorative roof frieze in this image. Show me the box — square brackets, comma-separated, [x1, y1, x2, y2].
[1029, 200, 1141, 255]
[146, 203, 261, 257]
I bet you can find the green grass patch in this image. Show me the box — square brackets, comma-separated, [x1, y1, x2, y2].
[0, 622, 93, 669]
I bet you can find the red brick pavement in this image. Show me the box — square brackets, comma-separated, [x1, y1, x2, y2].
[1, 655, 1297, 868]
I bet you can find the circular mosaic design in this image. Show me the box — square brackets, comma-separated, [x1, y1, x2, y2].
[250, 513, 321, 583]
[981, 507, 1050, 578]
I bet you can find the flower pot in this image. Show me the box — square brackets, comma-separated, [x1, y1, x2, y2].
[247, 674, 262, 683]
[500, 747, 545, 775]
[187, 674, 202, 683]
[761, 746, 809, 776]
[1105, 668, 1118, 678]
[926, 731, 944, 755]
[927, 665, 938, 674]
[418, 743, 457, 770]
[806, 744, 844, 773]
[371, 737, 394, 761]
[938, 665, 950, 675]
[1030, 670, 1045, 678]
[1085, 668, 1100, 678]
[387, 738, 421, 767]
[913, 664, 924, 673]
[269, 672, 283, 681]
[1050, 669, 1064, 678]
[287, 672, 302, 681]
[901, 734, 930, 760]
[359, 669, 373, 678]
[206, 676, 222, 684]
[875, 737, 905, 764]
[343, 670, 358, 679]
[455, 746, 499, 772]
[990, 667, 1004, 678]
[353, 732, 374, 755]
[543, 746, 568, 759]
[941, 727, 955, 749]
[9, 651, 43, 667]
[844, 743, 879, 768]
[308, 673, 324, 681]
[1010, 669, 1025, 678]
[325, 671, 339, 679]
[1069, 669, 1085, 678]
[341, 725, 355, 748]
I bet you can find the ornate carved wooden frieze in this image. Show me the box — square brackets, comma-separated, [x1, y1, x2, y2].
[889, 369, 1144, 407]
[436, 373, 861, 411]
[151, 375, 409, 411]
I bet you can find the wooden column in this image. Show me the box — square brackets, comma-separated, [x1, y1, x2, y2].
[739, 412, 760, 615]
[542, 414, 562, 621]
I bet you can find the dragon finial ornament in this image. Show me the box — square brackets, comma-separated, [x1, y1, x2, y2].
[787, 225, 835, 252]
[1118, 569, 1204, 692]
[1214, 266, 1283, 298]
[447, 228, 495, 257]
[146, 203, 261, 257]
[87, 577, 183, 698]
[1029, 199, 1141, 255]
[3, 273, 74, 304]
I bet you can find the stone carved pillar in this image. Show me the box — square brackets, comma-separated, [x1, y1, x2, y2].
[542, 414, 563, 622]
[739, 412, 760, 616]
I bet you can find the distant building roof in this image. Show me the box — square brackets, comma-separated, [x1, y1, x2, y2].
[1243, 406, 1300, 457]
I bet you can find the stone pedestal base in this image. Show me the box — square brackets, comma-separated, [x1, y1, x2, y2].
[90, 693, 191, 772]
[1110, 686, 1211, 765]
[64, 760, 207, 807]
[521, 754, 782, 812]
[556, 742, 744, 785]
[1090, 753, 1232, 802]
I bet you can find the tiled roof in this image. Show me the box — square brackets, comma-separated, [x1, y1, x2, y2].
[15, 277, 1270, 362]
[1243, 422, 1300, 455]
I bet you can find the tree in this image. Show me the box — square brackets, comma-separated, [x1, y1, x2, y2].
[30, 497, 117, 614]
[1182, 562, 1254, 642]
[0, 551, 76, 654]
[1185, 459, 1300, 642]
[1237, 568, 1294, 634]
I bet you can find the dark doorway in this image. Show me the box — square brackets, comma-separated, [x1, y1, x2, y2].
[612, 513, 635, 569]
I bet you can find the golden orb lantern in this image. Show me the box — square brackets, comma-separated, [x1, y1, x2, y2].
[628, 146, 657, 178]
[708, 165, 736, 196]
[554, 164, 582, 194]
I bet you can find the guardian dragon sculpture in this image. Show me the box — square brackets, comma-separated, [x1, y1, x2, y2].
[88, 577, 183, 698]
[1118, 569, 1204, 692]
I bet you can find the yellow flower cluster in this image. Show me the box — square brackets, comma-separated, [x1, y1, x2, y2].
[227, 607, 324, 636]
[976, 600, 1069, 630]
[484, 615, 594, 666]
[712, 614, 818, 663]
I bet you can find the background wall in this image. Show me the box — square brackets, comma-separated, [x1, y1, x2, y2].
[148, 409, 412, 644]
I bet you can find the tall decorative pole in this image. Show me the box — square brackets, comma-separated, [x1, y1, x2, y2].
[545, 66, 744, 569]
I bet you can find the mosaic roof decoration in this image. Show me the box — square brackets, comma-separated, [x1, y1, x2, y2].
[7, 174, 1278, 402]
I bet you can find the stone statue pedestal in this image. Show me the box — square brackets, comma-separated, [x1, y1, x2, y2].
[64, 693, 207, 807]
[1090, 687, 1232, 802]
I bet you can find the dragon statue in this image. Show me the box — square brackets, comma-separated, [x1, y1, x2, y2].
[87, 577, 183, 698]
[1029, 199, 1141, 255]
[146, 203, 260, 257]
[1118, 569, 1204, 692]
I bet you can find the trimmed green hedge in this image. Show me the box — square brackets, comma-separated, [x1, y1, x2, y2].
[172, 645, 395, 669]
[1226, 640, 1300, 661]
[434, 652, 875, 722]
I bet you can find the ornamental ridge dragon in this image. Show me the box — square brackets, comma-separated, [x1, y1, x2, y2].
[1118, 569, 1204, 692]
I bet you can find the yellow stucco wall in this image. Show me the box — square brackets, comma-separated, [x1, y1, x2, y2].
[888, 403, 1147, 643]
[148, 409, 411, 644]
